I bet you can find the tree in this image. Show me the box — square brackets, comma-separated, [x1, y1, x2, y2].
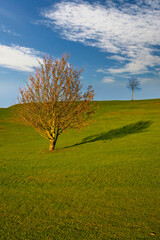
[127, 77, 141, 100]
[17, 54, 96, 151]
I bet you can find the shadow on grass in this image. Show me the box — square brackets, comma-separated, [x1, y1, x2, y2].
[65, 120, 152, 149]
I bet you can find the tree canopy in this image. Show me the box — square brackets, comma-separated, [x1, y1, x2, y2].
[127, 77, 141, 100]
[17, 54, 96, 151]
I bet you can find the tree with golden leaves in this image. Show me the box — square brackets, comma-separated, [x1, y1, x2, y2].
[17, 54, 95, 151]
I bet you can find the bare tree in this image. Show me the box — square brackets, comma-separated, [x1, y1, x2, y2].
[17, 54, 96, 151]
[127, 77, 141, 100]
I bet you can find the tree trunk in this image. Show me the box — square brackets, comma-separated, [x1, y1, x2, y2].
[49, 132, 59, 151]
[49, 139, 56, 151]
[132, 89, 133, 100]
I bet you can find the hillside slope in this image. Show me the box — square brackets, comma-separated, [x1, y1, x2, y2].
[0, 99, 160, 239]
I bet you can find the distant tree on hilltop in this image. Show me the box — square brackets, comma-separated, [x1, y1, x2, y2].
[127, 77, 141, 100]
[17, 54, 96, 151]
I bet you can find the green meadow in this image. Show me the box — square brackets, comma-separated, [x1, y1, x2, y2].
[0, 99, 160, 239]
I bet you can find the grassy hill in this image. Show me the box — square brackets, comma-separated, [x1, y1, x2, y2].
[0, 99, 160, 239]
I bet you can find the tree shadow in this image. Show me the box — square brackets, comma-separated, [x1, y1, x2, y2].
[65, 120, 152, 149]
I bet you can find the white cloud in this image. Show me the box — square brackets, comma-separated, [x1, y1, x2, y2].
[108, 47, 160, 74]
[96, 68, 108, 74]
[102, 77, 115, 83]
[0, 44, 42, 72]
[107, 55, 127, 62]
[41, 0, 160, 75]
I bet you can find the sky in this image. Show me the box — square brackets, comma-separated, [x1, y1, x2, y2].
[0, 0, 160, 107]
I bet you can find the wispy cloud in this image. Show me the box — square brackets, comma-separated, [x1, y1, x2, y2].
[0, 24, 21, 37]
[41, 0, 160, 75]
[102, 77, 115, 83]
[106, 55, 127, 62]
[0, 44, 42, 72]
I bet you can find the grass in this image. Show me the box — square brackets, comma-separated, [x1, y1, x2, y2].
[0, 99, 160, 239]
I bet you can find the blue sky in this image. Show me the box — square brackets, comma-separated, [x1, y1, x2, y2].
[0, 0, 160, 107]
